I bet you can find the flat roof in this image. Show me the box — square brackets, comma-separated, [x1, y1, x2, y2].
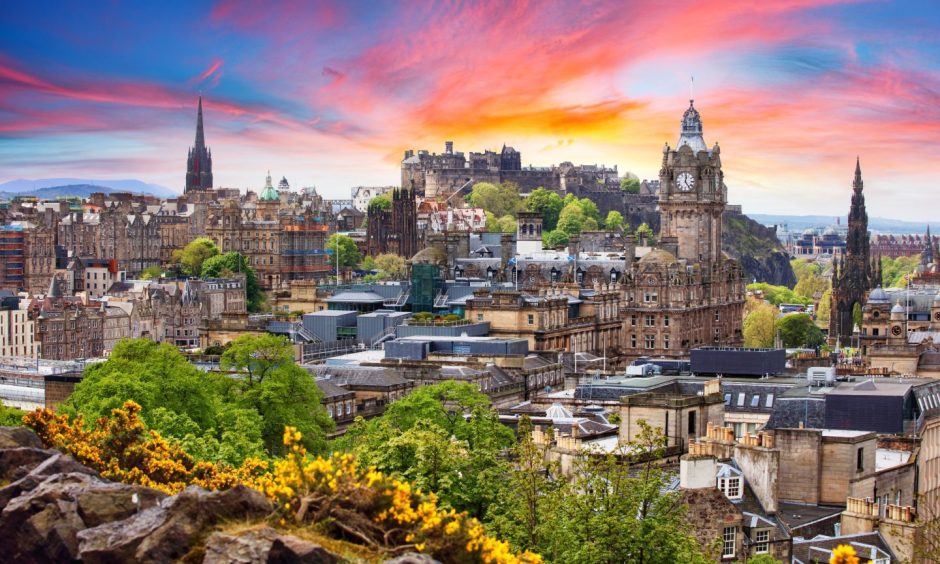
[397, 335, 527, 343]
[876, 449, 912, 471]
[828, 380, 915, 397]
[324, 291, 385, 303]
[304, 310, 359, 317]
[821, 429, 871, 438]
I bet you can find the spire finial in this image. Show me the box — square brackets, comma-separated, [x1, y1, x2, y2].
[690, 74, 694, 105]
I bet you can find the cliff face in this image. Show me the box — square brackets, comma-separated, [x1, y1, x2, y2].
[722, 213, 797, 287]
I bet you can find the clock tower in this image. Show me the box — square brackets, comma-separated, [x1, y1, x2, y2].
[658, 99, 726, 264]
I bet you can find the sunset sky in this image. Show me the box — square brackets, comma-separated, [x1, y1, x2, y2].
[1, 1, 939, 220]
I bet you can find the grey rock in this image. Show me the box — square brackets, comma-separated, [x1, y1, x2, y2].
[267, 533, 339, 563]
[79, 485, 272, 563]
[0, 452, 96, 509]
[0, 426, 43, 449]
[383, 553, 441, 564]
[203, 528, 278, 564]
[0, 446, 57, 481]
[0, 472, 163, 562]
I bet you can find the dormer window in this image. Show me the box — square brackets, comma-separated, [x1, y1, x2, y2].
[718, 476, 742, 500]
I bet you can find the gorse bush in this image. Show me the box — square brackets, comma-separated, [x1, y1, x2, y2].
[21, 401, 539, 563]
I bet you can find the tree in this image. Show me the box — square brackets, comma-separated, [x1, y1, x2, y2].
[374, 253, 407, 279]
[775, 313, 825, 348]
[0, 399, 24, 426]
[201, 251, 263, 312]
[368, 194, 391, 214]
[338, 382, 512, 516]
[325, 233, 362, 269]
[467, 182, 523, 218]
[497, 214, 518, 233]
[604, 211, 624, 231]
[794, 272, 828, 300]
[557, 204, 585, 235]
[172, 237, 220, 276]
[576, 198, 600, 225]
[525, 188, 564, 231]
[536, 420, 709, 563]
[542, 229, 569, 249]
[881, 255, 920, 288]
[620, 173, 641, 193]
[636, 222, 655, 245]
[744, 301, 779, 348]
[215, 334, 333, 456]
[485, 416, 561, 554]
[140, 266, 163, 280]
[747, 282, 812, 306]
[817, 287, 832, 323]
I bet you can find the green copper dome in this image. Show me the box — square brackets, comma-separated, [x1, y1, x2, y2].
[259, 170, 279, 201]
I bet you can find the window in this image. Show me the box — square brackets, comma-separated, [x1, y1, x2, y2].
[477, 314, 484, 321]
[724, 393, 732, 405]
[645, 335, 655, 349]
[688, 411, 696, 435]
[631, 334, 637, 348]
[857, 448, 864, 472]
[645, 315, 655, 327]
[346, 400, 352, 415]
[527, 314, 534, 325]
[644, 292, 658, 303]
[718, 477, 742, 499]
[663, 315, 670, 327]
[631, 315, 637, 326]
[750, 395, 760, 407]
[663, 335, 670, 349]
[872, 328, 879, 336]
[765, 394, 775, 408]
[715, 311, 720, 322]
[754, 530, 769, 554]
[737, 393, 745, 407]
[722, 526, 736, 558]
[327, 405, 334, 418]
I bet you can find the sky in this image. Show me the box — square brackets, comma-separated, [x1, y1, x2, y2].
[1, 1, 939, 221]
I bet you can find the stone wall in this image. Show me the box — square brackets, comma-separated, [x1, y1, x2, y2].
[774, 428, 823, 504]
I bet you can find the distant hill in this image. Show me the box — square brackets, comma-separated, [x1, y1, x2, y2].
[0, 178, 176, 199]
[749, 213, 929, 235]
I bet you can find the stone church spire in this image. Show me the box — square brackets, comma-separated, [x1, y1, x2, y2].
[829, 158, 875, 345]
[185, 96, 213, 192]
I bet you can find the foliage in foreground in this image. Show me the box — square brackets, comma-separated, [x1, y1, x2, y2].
[20, 401, 538, 564]
[64, 337, 332, 464]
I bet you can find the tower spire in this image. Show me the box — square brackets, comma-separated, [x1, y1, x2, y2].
[195, 96, 205, 148]
[185, 96, 213, 192]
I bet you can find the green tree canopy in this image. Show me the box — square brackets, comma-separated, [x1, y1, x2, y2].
[557, 204, 585, 235]
[525, 421, 710, 562]
[201, 251, 264, 312]
[575, 198, 600, 225]
[172, 237, 220, 276]
[0, 399, 25, 426]
[525, 188, 564, 231]
[326, 233, 362, 269]
[374, 253, 407, 279]
[620, 173, 641, 193]
[744, 300, 779, 348]
[636, 222, 655, 245]
[66, 337, 333, 463]
[140, 266, 163, 280]
[542, 229, 570, 249]
[775, 313, 825, 348]
[881, 255, 921, 287]
[337, 382, 513, 516]
[604, 210, 624, 231]
[368, 194, 392, 214]
[467, 182, 523, 218]
[747, 282, 812, 306]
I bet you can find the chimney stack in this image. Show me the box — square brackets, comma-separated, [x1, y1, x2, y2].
[679, 454, 717, 490]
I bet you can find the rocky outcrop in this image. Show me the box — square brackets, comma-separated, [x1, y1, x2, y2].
[722, 212, 797, 287]
[0, 426, 393, 563]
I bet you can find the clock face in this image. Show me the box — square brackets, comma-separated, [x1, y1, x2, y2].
[677, 172, 695, 192]
[891, 325, 902, 336]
